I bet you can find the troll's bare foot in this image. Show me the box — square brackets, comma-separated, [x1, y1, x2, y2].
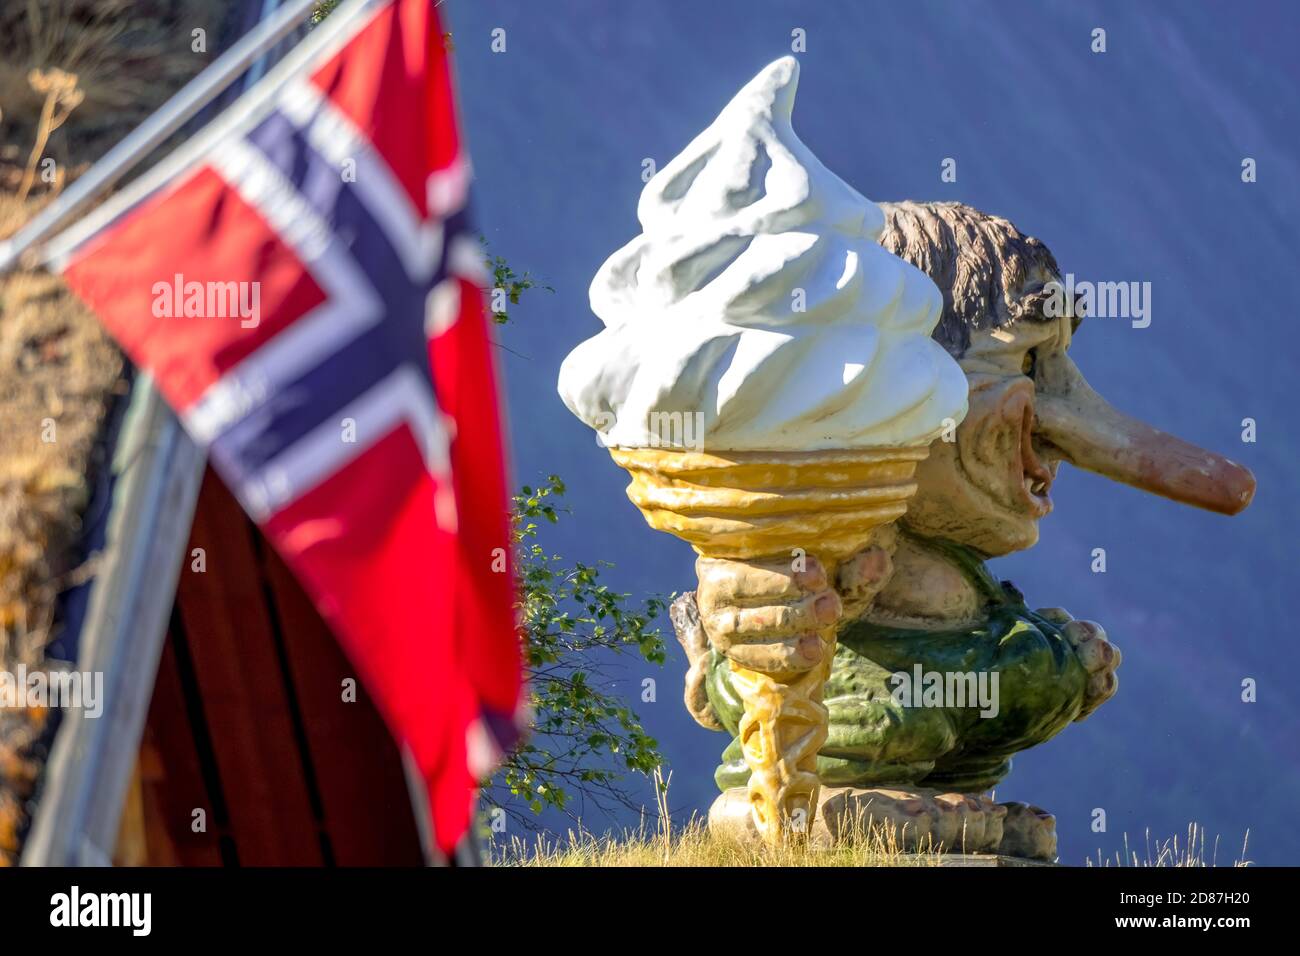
[708, 785, 1007, 854]
[997, 801, 1057, 861]
[816, 787, 1005, 853]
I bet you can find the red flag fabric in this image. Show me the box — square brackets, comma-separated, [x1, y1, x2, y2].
[49, 0, 523, 855]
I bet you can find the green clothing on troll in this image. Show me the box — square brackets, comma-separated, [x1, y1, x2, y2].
[704, 543, 1089, 794]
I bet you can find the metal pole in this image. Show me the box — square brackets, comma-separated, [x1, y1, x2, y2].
[21, 378, 208, 865]
[245, 0, 290, 89]
[401, 748, 443, 866]
[454, 817, 485, 867]
[399, 748, 486, 867]
[0, 0, 324, 275]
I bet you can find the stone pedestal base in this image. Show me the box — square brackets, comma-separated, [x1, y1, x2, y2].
[708, 785, 1057, 862]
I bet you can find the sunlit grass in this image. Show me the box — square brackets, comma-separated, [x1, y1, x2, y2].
[491, 770, 944, 867]
[493, 817, 947, 867]
[492, 772, 1252, 867]
[1086, 824, 1251, 868]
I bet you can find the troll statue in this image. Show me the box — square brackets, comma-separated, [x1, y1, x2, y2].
[557, 58, 1254, 860]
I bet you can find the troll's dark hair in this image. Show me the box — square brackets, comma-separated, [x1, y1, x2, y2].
[877, 201, 1069, 357]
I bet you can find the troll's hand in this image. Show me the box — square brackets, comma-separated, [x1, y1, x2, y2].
[694, 548, 894, 674]
[1037, 608, 1122, 721]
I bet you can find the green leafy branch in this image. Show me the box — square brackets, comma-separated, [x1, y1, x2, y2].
[487, 476, 667, 826]
[485, 247, 554, 325]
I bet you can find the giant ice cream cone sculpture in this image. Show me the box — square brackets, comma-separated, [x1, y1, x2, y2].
[558, 57, 968, 842]
[612, 445, 929, 838]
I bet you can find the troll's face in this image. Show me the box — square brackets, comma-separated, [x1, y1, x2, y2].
[904, 316, 1068, 556]
[879, 202, 1253, 558]
[902, 310, 1254, 557]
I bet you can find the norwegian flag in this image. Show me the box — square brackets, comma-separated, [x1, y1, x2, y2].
[48, 0, 523, 855]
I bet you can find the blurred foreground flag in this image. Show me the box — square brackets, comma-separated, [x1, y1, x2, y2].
[48, 0, 523, 855]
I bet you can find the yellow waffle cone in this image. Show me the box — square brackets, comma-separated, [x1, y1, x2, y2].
[609, 445, 929, 843]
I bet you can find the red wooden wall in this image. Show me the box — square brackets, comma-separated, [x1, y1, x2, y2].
[137, 466, 423, 865]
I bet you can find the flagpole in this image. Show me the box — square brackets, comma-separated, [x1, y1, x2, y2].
[0, 0, 324, 275]
[454, 816, 485, 867]
[401, 748, 442, 866]
[399, 748, 487, 867]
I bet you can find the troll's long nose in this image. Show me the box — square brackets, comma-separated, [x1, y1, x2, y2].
[1033, 356, 1255, 516]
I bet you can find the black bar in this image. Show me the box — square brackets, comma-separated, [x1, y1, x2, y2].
[0, 865, 1283, 940]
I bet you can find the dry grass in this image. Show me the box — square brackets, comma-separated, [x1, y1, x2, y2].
[1086, 825, 1252, 868]
[0, 175, 125, 658]
[0, 171, 126, 868]
[492, 772, 945, 867]
[494, 818, 942, 868]
[499, 820, 1253, 868]
[0, 1, 225, 149]
[492, 773, 1250, 867]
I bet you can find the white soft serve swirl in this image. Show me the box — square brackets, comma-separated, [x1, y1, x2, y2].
[558, 56, 968, 451]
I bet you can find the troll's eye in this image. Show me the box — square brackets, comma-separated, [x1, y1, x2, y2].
[1021, 348, 1037, 379]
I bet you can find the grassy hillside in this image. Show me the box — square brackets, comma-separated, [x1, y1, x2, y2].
[496, 821, 1249, 868]
[492, 778, 1250, 867]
